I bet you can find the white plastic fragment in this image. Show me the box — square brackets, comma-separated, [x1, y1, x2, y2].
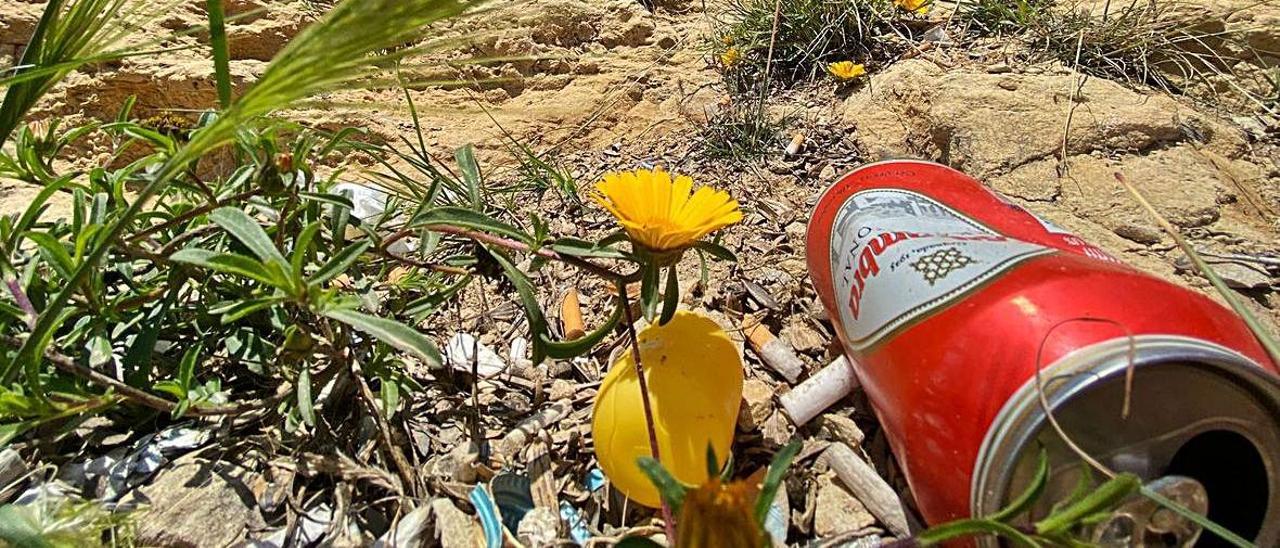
[445, 333, 507, 376]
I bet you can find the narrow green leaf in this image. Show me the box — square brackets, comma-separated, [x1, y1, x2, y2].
[206, 0, 232, 108]
[455, 144, 482, 209]
[23, 232, 74, 279]
[705, 444, 719, 480]
[170, 248, 284, 288]
[299, 191, 354, 210]
[177, 342, 201, 393]
[989, 446, 1050, 522]
[380, 377, 399, 419]
[694, 240, 737, 262]
[87, 335, 112, 368]
[0, 422, 35, 448]
[540, 299, 622, 359]
[322, 307, 442, 369]
[0, 302, 23, 321]
[915, 518, 1039, 548]
[754, 440, 800, 526]
[636, 457, 687, 512]
[11, 175, 70, 238]
[413, 207, 532, 245]
[212, 296, 284, 323]
[550, 237, 629, 260]
[208, 207, 288, 266]
[310, 240, 370, 285]
[658, 265, 678, 326]
[292, 220, 322, 279]
[640, 263, 658, 322]
[1034, 473, 1140, 535]
[489, 248, 547, 364]
[1141, 487, 1253, 548]
[121, 125, 176, 154]
[297, 366, 314, 427]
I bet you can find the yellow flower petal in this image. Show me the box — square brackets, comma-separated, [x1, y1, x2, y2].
[827, 61, 866, 81]
[593, 167, 742, 251]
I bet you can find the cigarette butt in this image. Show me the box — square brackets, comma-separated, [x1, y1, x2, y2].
[785, 131, 806, 156]
[779, 355, 860, 426]
[562, 288, 586, 340]
[743, 317, 803, 384]
[823, 442, 911, 537]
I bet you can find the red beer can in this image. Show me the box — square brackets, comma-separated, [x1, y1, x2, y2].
[805, 160, 1280, 545]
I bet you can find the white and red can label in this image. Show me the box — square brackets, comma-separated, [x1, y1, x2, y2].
[831, 189, 1052, 349]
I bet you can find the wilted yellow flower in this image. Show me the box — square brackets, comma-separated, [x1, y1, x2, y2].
[676, 473, 770, 548]
[593, 168, 742, 252]
[896, 0, 930, 13]
[720, 47, 741, 66]
[721, 34, 735, 46]
[827, 61, 866, 80]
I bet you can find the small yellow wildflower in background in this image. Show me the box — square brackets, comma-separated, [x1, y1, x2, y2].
[720, 47, 742, 67]
[827, 61, 866, 81]
[593, 167, 742, 252]
[896, 0, 930, 13]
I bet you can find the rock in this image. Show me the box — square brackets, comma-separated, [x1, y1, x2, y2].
[761, 410, 794, 449]
[225, 5, 309, 61]
[841, 59, 1189, 178]
[986, 62, 1012, 74]
[781, 320, 826, 355]
[432, 498, 485, 548]
[549, 379, 576, 401]
[1209, 262, 1273, 289]
[123, 455, 265, 548]
[1113, 223, 1164, 245]
[813, 473, 876, 537]
[819, 414, 867, 448]
[517, 506, 560, 546]
[785, 222, 808, 242]
[738, 378, 776, 431]
[819, 164, 838, 181]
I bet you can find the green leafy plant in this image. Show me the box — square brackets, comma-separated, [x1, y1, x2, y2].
[710, 0, 904, 84]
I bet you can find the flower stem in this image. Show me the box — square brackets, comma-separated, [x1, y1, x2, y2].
[617, 279, 677, 541]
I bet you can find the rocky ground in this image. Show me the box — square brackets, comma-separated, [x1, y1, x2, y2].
[1, 0, 1278, 545]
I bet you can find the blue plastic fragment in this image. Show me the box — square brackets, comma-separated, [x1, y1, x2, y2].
[559, 501, 592, 546]
[469, 484, 503, 548]
[585, 468, 606, 492]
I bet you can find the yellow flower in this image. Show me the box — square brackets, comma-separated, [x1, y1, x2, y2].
[720, 47, 741, 66]
[721, 34, 735, 46]
[593, 167, 742, 252]
[896, 0, 930, 13]
[676, 473, 770, 548]
[827, 61, 866, 80]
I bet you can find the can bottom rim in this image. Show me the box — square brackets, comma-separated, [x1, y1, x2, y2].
[970, 335, 1280, 546]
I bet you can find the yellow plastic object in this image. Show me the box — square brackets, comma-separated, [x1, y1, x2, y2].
[591, 310, 745, 507]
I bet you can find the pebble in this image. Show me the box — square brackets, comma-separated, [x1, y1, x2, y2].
[986, 62, 1012, 74]
[820, 414, 867, 448]
[738, 379, 776, 431]
[813, 473, 876, 537]
[1211, 262, 1273, 289]
[782, 321, 826, 354]
[1113, 223, 1163, 245]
